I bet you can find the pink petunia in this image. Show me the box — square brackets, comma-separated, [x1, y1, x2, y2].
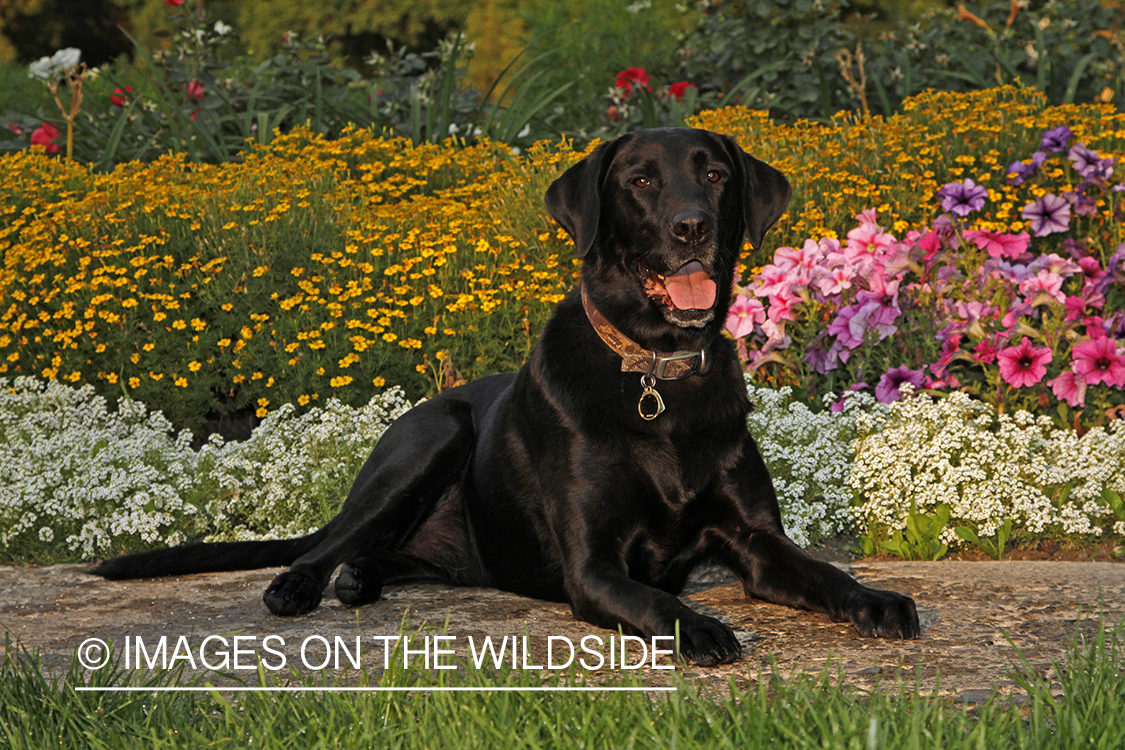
[998, 337, 1053, 388]
[751, 265, 792, 299]
[724, 295, 764, 339]
[1019, 268, 1067, 305]
[1048, 370, 1087, 407]
[815, 266, 855, 297]
[963, 230, 1030, 260]
[1071, 337, 1125, 387]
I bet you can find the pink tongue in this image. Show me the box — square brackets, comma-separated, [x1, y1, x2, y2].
[663, 261, 717, 310]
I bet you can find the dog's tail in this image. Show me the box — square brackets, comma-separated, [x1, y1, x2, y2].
[89, 525, 333, 580]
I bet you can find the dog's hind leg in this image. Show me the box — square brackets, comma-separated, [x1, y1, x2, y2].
[334, 550, 453, 607]
[262, 395, 477, 616]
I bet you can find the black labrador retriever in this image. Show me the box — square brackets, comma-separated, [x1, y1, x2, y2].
[94, 128, 920, 665]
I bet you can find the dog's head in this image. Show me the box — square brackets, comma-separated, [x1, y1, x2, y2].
[546, 128, 790, 343]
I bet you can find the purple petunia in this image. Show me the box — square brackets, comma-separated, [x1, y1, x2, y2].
[938, 178, 988, 217]
[1021, 193, 1071, 237]
[1040, 125, 1074, 153]
[1068, 142, 1115, 183]
[875, 366, 925, 403]
[1006, 151, 1046, 185]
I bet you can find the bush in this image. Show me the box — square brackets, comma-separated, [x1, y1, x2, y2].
[678, 0, 1125, 122]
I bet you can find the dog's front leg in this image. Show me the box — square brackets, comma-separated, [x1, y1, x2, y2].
[714, 439, 920, 639]
[727, 531, 920, 639]
[563, 557, 742, 666]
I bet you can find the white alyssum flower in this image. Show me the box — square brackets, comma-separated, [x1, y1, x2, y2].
[2, 376, 1121, 561]
[745, 379, 888, 546]
[849, 386, 1125, 543]
[194, 390, 413, 541]
[0, 377, 412, 558]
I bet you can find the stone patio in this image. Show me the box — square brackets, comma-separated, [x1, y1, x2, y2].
[2, 560, 1122, 701]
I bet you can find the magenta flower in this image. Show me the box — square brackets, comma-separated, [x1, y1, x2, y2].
[876, 366, 925, 403]
[963, 230, 1030, 260]
[1049, 370, 1087, 407]
[997, 337, 1053, 388]
[1071, 338, 1125, 387]
[938, 179, 988, 217]
[1021, 193, 1071, 237]
[973, 339, 999, 364]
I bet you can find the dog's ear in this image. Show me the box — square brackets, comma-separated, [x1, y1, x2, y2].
[544, 138, 622, 259]
[715, 133, 791, 250]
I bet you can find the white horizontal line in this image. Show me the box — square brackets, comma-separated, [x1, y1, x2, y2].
[74, 686, 676, 693]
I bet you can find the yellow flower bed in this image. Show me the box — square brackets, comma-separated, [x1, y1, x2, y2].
[692, 86, 1125, 250]
[2, 86, 1122, 433]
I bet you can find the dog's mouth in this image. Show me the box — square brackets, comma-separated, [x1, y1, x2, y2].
[640, 260, 718, 315]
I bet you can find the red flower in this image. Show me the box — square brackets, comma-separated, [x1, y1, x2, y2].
[110, 85, 132, 107]
[615, 67, 649, 99]
[667, 81, 696, 101]
[164, 0, 185, 6]
[185, 80, 204, 102]
[30, 122, 60, 154]
[8, 122, 22, 136]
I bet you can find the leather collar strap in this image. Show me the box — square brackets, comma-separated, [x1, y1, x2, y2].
[581, 286, 710, 381]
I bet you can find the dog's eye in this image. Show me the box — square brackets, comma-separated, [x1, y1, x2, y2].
[633, 177, 651, 188]
[706, 170, 724, 183]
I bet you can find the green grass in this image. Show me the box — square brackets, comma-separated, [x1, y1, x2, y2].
[3, 617, 1123, 749]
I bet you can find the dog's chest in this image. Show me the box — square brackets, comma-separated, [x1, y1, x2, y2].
[628, 436, 716, 509]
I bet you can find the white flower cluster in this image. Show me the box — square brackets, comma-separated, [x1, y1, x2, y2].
[194, 392, 413, 542]
[2, 375, 1122, 561]
[0, 377, 412, 559]
[0, 378, 194, 558]
[744, 378, 888, 546]
[849, 386, 1125, 543]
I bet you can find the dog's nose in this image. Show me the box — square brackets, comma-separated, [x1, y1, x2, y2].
[671, 211, 712, 244]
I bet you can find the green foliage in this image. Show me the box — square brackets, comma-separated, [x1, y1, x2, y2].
[679, 0, 858, 121]
[678, 0, 1125, 122]
[862, 504, 951, 561]
[954, 518, 1013, 560]
[515, 0, 698, 136]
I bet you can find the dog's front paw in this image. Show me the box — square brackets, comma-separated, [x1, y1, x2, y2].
[676, 614, 742, 666]
[263, 571, 323, 616]
[335, 562, 383, 607]
[842, 588, 920, 639]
